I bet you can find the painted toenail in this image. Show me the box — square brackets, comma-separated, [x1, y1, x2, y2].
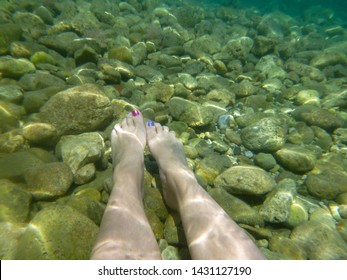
[147, 120, 154, 127]
[132, 109, 140, 116]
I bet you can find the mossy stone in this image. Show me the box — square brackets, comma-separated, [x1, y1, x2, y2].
[15, 205, 98, 259]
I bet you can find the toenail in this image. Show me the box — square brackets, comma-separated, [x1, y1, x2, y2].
[147, 120, 154, 127]
[132, 109, 140, 116]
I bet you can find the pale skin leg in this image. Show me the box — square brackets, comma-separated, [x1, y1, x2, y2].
[90, 111, 161, 260]
[146, 122, 265, 260]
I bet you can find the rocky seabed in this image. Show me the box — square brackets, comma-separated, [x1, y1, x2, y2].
[0, 0, 347, 260]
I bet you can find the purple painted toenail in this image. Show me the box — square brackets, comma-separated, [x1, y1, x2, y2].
[132, 109, 140, 116]
[147, 120, 154, 127]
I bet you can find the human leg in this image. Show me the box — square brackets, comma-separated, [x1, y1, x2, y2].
[146, 122, 265, 260]
[90, 111, 161, 260]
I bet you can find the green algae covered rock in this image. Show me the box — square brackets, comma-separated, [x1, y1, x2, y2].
[15, 205, 98, 259]
[38, 84, 113, 136]
[0, 179, 31, 223]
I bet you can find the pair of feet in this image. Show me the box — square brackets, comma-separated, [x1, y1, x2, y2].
[111, 110, 190, 210]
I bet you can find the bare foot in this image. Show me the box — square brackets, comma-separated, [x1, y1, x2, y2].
[146, 122, 194, 209]
[111, 110, 146, 170]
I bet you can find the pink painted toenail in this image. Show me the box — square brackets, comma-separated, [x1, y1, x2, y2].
[132, 109, 140, 116]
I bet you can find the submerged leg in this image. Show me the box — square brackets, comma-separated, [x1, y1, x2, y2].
[91, 111, 161, 260]
[146, 122, 265, 260]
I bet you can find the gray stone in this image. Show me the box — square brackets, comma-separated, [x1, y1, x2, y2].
[259, 179, 296, 223]
[12, 12, 46, 39]
[255, 55, 286, 79]
[0, 179, 31, 223]
[167, 97, 213, 127]
[39, 32, 80, 56]
[223, 37, 253, 59]
[292, 105, 342, 131]
[275, 144, 316, 173]
[0, 57, 35, 78]
[190, 35, 221, 54]
[55, 132, 105, 175]
[24, 162, 73, 200]
[214, 165, 276, 195]
[38, 84, 113, 136]
[286, 61, 325, 82]
[131, 42, 147, 66]
[290, 221, 347, 260]
[15, 205, 98, 259]
[240, 117, 287, 152]
[209, 187, 264, 226]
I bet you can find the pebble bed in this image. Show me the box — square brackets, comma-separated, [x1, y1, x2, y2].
[0, 0, 347, 260]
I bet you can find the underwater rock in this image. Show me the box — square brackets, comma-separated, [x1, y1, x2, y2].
[164, 214, 186, 246]
[15, 205, 98, 259]
[285, 200, 309, 228]
[145, 209, 164, 240]
[254, 153, 277, 171]
[108, 45, 133, 64]
[214, 165, 276, 196]
[190, 34, 221, 54]
[144, 187, 168, 222]
[306, 168, 347, 200]
[64, 194, 105, 226]
[259, 179, 296, 223]
[290, 221, 347, 260]
[275, 144, 317, 173]
[55, 132, 105, 177]
[23, 122, 58, 146]
[0, 131, 26, 153]
[0, 179, 31, 223]
[74, 163, 96, 185]
[38, 32, 80, 56]
[38, 84, 113, 136]
[0, 148, 55, 180]
[0, 56, 35, 78]
[269, 236, 307, 260]
[240, 117, 287, 152]
[161, 245, 180, 260]
[145, 81, 174, 103]
[223, 37, 253, 59]
[0, 222, 25, 260]
[24, 162, 73, 200]
[0, 84, 23, 104]
[12, 12, 46, 40]
[209, 187, 264, 226]
[135, 64, 164, 82]
[255, 55, 286, 79]
[0, 24, 22, 55]
[295, 89, 321, 106]
[292, 105, 342, 131]
[195, 153, 230, 185]
[336, 219, 347, 243]
[310, 50, 347, 68]
[167, 97, 213, 127]
[233, 79, 256, 97]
